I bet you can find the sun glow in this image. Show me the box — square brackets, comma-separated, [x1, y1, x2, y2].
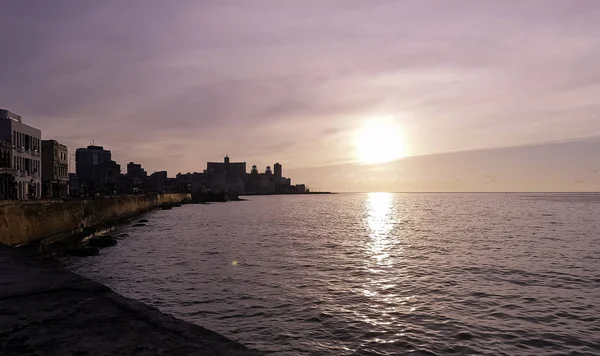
[355, 117, 406, 164]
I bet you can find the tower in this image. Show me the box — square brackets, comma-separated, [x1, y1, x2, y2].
[274, 162, 282, 181]
[224, 155, 230, 178]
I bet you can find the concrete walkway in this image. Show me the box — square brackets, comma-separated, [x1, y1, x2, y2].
[0, 245, 262, 356]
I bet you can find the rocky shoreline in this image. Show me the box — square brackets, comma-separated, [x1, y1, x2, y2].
[0, 245, 263, 356]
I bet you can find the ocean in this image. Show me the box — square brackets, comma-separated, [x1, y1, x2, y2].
[65, 193, 600, 355]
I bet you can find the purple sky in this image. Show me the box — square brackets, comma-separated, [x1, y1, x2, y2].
[2, 1, 600, 191]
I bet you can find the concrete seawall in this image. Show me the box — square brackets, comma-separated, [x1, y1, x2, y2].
[0, 194, 190, 246]
[0, 245, 262, 355]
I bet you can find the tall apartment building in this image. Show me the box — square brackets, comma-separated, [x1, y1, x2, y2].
[274, 162, 282, 184]
[75, 145, 120, 194]
[0, 109, 42, 199]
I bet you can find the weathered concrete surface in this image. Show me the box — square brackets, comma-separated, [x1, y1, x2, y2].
[0, 245, 262, 356]
[0, 194, 191, 246]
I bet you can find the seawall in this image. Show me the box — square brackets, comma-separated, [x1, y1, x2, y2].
[0, 194, 190, 246]
[0, 244, 262, 355]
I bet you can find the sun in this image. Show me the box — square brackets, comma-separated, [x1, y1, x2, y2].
[355, 118, 406, 164]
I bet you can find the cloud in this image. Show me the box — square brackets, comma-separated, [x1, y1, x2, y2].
[1, 0, 600, 187]
[289, 138, 600, 192]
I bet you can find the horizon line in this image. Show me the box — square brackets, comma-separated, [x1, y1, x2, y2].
[322, 191, 600, 194]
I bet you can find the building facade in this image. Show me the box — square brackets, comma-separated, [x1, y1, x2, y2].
[205, 156, 246, 192]
[75, 145, 118, 194]
[0, 109, 42, 199]
[41, 140, 69, 198]
[0, 140, 14, 199]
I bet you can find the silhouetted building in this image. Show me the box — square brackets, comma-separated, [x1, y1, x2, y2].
[75, 145, 112, 184]
[244, 165, 276, 194]
[92, 160, 121, 195]
[274, 162, 282, 183]
[124, 161, 148, 193]
[42, 140, 69, 198]
[0, 109, 42, 199]
[296, 184, 306, 193]
[207, 156, 246, 179]
[152, 171, 167, 180]
[148, 171, 169, 193]
[175, 172, 206, 193]
[68, 173, 81, 197]
[75, 145, 123, 195]
[243, 160, 303, 194]
[205, 156, 246, 192]
[127, 161, 147, 178]
[118, 174, 136, 194]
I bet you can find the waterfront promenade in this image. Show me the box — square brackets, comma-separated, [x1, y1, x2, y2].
[0, 245, 262, 356]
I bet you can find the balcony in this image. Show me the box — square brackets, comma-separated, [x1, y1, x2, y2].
[20, 171, 27, 177]
[17, 146, 25, 153]
[31, 172, 39, 179]
[32, 150, 40, 157]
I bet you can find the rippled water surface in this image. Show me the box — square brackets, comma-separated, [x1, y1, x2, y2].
[66, 193, 600, 355]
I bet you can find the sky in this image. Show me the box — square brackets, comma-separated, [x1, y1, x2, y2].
[1, 0, 600, 192]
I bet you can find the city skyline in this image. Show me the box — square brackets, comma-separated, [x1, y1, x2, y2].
[2, 1, 600, 192]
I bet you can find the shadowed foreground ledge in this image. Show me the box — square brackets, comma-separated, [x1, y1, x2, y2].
[0, 245, 263, 356]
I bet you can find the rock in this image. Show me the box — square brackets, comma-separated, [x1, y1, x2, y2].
[67, 247, 99, 257]
[132, 223, 146, 227]
[138, 219, 149, 223]
[87, 237, 118, 248]
[119, 233, 128, 237]
[456, 332, 473, 341]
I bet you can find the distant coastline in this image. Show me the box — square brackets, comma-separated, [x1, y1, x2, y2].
[240, 191, 334, 196]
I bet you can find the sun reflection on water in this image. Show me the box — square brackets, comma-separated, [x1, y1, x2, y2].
[366, 192, 397, 266]
[358, 193, 413, 328]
